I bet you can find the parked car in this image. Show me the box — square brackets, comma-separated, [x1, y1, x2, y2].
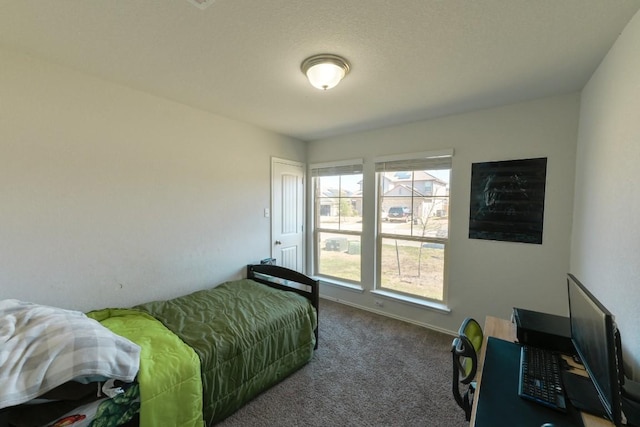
[387, 206, 411, 222]
[380, 208, 389, 222]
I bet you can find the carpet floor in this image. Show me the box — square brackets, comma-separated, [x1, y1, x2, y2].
[217, 298, 469, 426]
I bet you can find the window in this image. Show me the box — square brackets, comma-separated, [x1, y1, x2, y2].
[311, 160, 363, 283]
[375, 150, 452, 302]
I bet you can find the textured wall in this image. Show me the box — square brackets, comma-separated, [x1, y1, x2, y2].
[572, 10, 640, 378]
[0, 48, 305, 311]
[308, 93, 579, 335]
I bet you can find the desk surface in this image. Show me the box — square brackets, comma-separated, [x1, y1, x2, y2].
[470, 316, 613, 427]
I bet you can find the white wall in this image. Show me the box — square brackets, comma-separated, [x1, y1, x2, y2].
[308, 93, 579, 334]
[572, 10, 640, 377]
[0, 48, 305, 311]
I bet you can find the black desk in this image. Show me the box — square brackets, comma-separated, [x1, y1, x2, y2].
[474, 337, 584, 427]
[470, 316, 613, 427]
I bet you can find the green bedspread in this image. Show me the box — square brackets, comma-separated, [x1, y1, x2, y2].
[136, 278, 317, 425]
[87, 308, 204, 427]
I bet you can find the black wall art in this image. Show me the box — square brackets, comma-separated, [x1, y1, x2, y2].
[469, 157, 547, 244]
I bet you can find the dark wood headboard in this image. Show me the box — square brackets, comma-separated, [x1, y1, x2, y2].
[246, 264, 319, 348]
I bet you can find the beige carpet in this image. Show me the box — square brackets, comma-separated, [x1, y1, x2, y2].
[217, 298, 469, 426]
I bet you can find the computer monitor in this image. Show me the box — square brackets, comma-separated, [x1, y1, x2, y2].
[567, 273, 623, 426]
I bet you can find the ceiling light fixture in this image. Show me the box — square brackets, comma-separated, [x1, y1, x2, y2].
[301, 54, 350, 91]
[187, 0, 216, 10]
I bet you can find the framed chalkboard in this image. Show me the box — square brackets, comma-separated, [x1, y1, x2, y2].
[469, 157, 547, 244]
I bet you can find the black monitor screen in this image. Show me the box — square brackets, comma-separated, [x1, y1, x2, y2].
[568, 273, 622, 426]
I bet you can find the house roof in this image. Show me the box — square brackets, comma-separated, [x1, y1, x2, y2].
[387, 171, 447, 186]
[321, 188, 361, 198]
[1, 1, 638, 141]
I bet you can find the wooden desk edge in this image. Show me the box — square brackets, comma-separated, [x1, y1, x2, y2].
[469, 316, 613, 427]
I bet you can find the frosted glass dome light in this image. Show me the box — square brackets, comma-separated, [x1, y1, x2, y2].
[301, 54, 350, 91]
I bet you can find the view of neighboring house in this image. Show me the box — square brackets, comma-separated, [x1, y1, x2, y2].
[317, 170, 449, 224]
[380, 171, 449, 221]
[318, 188, 362, 217]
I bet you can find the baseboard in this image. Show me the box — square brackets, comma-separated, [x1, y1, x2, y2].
[319, 294, 456, 336]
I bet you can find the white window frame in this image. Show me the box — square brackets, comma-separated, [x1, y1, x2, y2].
[310, 159, 364, 285]
[374, 149, 453, 305]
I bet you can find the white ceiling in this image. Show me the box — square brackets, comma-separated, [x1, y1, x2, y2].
[1, 0, 639, 141]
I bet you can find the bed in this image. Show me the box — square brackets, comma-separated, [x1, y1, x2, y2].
[134, 264, 319, 425]
[0, 264, 319, 427]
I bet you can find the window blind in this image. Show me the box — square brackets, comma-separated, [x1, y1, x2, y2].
[375, 149, 453, 172]
[310, 159, 363, 177]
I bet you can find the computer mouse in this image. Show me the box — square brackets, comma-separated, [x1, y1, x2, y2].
[541, 424, 555, 427]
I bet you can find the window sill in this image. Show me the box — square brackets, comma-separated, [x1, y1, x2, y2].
[371, 290, 451, 314]
[313, 277, 365, 293]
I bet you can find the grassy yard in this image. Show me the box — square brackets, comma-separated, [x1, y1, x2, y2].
[319, 241, 444, 300]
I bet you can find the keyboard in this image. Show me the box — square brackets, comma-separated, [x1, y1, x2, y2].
[518, 345, 567, 411]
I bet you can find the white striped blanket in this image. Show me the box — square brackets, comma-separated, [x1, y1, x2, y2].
[0, 299, 140, 409]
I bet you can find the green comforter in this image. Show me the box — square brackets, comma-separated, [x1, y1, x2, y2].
[136, 279, 317, 425]
[87, 308, 204, 427]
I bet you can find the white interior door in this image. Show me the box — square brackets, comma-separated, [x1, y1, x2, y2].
[272, 158, 305, 272]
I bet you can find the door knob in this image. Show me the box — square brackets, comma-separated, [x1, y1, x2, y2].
[274, 240, 282, 245]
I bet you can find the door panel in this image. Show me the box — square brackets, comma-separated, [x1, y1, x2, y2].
[272, 159, 304, 272]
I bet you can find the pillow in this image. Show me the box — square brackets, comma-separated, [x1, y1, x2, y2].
[0, 299, 141, 409]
